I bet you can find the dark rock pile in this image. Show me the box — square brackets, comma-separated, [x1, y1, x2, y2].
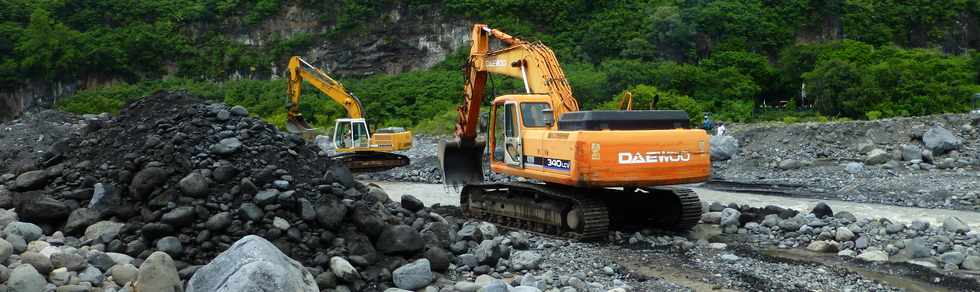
[0, 92, 461, 291]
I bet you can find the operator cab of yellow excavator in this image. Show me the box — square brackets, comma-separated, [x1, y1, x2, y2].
[333, 118, 371, 150]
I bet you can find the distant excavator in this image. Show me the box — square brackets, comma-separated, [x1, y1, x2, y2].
[284, 56, 412, 172]
[439, 24, 710, 239]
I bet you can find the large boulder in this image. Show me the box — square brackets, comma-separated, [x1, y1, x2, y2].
[16, 194, 70, 222]
[129, 167, 170, 199]
[11, 170, 49, 191]
[65, 208, 101, 234]
[315, 197, 347, 230]
[178, 172, 210, 197]
[864, 149, 890, 165]
[7, 264, 45, 292]
[210, 138, 243, 155]
[133, 251, 181, 292]
[942, 216, 970, 234]
[510, 251, 543, 270]
[375, 225, 424, 255]
[392, 259, 433, 290]
[901, 144, 922, 161]
[329, 257, 360, 282]
[187, 235, 317, 292]
[923, 125, 961, 154]
[710, 136, 738, 161]
[3, 221, 43, 241]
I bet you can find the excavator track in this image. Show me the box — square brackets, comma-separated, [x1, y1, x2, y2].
[331, 151, 409, 173]
[459, 182, 703, 240]
[461, 182, 609, 240]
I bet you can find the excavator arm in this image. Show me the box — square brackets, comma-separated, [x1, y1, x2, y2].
[286, 56, 364, 133]
[443, 24, 582, 184]
[454, 24, 579, 141]
[619, 91, 634, 111]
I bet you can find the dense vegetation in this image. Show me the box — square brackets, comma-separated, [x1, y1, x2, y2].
[3, 0, 979, 132]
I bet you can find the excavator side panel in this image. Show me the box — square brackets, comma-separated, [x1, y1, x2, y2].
[492, 129, 710, 188]
[371, 131, 413, 152]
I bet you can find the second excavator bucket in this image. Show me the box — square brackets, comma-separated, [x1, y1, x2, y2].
[439, 140, 486, 186]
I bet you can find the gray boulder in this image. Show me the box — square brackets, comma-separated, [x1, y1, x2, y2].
[109, 264, 139, 286]
[65, 208, 101, 234]
[156, 236, 184, 257]
[134, 251, 182, 292]
[778, 159, 802, 170]
[720, 208, 741, 233]
[0, 238, 11, 262]
[864, 149, 890, 165]
[942, 216, 970, 234]
[83, 221, 124, 242]
[129, 167, 170, 199]
[392, 259, 433, 290]
[901, 144, 922, 161]
[923, 126, 961, 154]
[963, 256, 980, 270]
[376, 225, 424, 255]
[401, 195, 424, 212]
[906, 238, 931, 258]
[329, 257, 360, 282]
[210, 138, 243, 155]
[231, 105, 249, 116]
[940, 251, 965, 266]
[315, 197, 346, 229]
[161, 206, 196, 227]
[3, 221, 43, 241]
[8, 264, 45, 292]
[11, 170, 49, 191]
[710, 136, 738, 161]
[206, 212, 233, 231]
[187, 235, 317, 292]
[845, 162, 863, 174]
[835, 227, 855, 241]
[179, 172, 210, 197]
[510, 250, 543, 270]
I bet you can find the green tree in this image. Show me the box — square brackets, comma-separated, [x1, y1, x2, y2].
[804, 59, 864, 116]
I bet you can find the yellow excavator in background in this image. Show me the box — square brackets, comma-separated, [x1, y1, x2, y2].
[439, 24, 709, 239]
[618, 91, 634, 111]
[284, 56, 412, 172]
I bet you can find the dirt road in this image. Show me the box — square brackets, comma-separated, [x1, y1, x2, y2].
[368, 180, 980, 228]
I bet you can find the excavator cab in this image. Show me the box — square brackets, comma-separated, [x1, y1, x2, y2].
[332, 118, 371, 151]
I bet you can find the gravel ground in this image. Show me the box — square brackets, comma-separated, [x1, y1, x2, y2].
[712, 113, 980, 211]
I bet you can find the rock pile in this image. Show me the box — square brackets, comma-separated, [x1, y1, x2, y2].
[0, 92, 462, 291]
[714, 114, 980, 210]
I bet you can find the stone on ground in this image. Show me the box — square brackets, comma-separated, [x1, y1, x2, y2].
[187, 235, 317, 292]
[392, 258, 433, 290]
[134, 251, 181, 292]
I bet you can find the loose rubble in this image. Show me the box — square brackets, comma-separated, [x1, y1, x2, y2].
[712, 114, 980, 210]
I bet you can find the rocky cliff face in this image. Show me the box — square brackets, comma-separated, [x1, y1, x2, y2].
[0, 3, 469, 121]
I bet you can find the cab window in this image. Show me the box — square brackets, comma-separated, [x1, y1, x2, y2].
[520, 102, 551, 128]
[493, 104, 506, 162]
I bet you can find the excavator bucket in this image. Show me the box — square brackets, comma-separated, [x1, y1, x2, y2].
[285, 116, 318, 141]
[439, 140, 486, 186]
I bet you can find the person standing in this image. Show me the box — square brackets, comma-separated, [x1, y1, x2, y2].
[702, 113, 714, 133]
[716, 122, 726, 136]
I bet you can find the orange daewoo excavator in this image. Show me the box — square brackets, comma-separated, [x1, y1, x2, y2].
[439, 24, 710, 239]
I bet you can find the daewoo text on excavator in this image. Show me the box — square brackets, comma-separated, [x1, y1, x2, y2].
[285, 56, 412, 172]
[439, 24, 710, 239]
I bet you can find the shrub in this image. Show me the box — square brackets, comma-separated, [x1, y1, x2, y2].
[865, 110, 882, 120]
